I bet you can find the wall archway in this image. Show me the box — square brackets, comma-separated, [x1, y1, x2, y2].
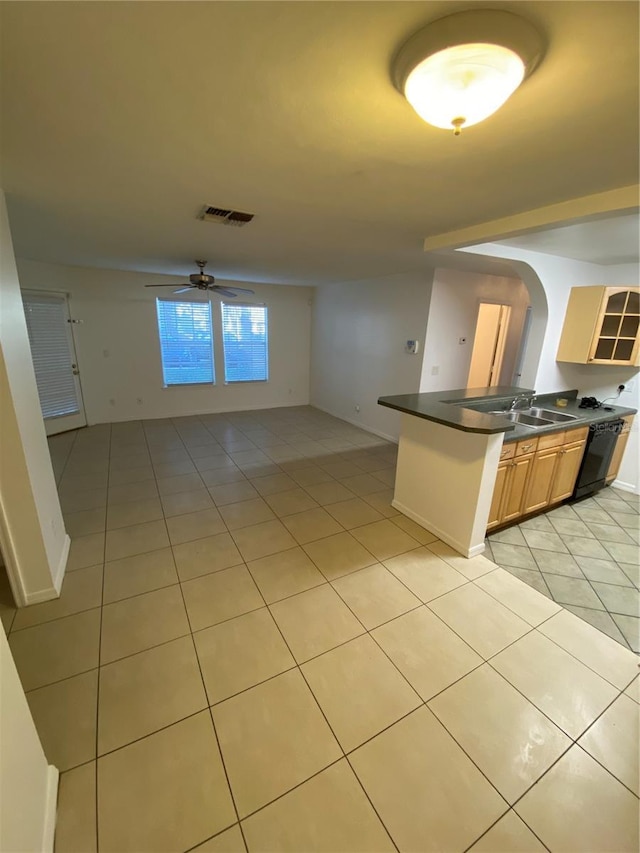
[430, 247, 549, 390]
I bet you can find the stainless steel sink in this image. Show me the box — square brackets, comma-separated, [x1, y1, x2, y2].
[526, 407, 578, 423]
[487, 411, 553, 427]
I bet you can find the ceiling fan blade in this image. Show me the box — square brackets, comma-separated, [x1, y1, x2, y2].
[144, 283, 189, 287]
[173, 287, 194, 294]
[227, 287, 255, 295]
[211, 287, 240, 298]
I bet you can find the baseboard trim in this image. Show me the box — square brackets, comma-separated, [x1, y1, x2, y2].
[392, 499, 485, 558]
[90, 400, 311, 426]
[3, 535, 69, 606]
[23, 585, 60, 605]
[310, 404, 398, 444]
[611, 479, 640, 496]
[53, 533, 70, 593]
[42, 764, 59, 853]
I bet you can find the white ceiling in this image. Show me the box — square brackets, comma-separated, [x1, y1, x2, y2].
[0, 1, 638, 285]
[496, 212, 640, 266]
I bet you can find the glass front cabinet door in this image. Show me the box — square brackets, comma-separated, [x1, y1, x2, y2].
[556, 286, 640, 366]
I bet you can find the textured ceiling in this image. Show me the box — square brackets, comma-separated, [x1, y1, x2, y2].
[1, 1, 638, 284]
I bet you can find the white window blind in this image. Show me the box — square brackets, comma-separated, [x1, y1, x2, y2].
[221, 303, 268, 383]
[156, 299, 214, 386]
[22, 292, 80, 419]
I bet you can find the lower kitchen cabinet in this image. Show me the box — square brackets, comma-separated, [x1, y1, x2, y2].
[523, 446, 560, 514]
[487, 463, 509, 530]
[487, 440, 535, 530]
[488, 425, 589, 531]
[550, 438, 589, 502]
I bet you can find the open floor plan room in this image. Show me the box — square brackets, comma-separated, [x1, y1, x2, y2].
[3, 407, 638, 853]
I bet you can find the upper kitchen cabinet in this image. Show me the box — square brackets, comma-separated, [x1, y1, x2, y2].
[556, 286, 640, 366]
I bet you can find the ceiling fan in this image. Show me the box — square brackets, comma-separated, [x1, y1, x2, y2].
[145, 260, 255, 298]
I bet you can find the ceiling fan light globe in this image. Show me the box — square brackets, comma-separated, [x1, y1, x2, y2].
[404, 43, 525, 131]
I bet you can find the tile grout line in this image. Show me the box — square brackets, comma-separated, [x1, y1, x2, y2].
[156, 418, 250, 853]
[461, 806, 553, 853]
[264, 547, 531, 837]
[94, 420, 112, 853]
[237, 568, 401, 852]
[220, 560, 353, 845]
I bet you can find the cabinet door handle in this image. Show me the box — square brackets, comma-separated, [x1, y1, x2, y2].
[521, 444, 533, 451]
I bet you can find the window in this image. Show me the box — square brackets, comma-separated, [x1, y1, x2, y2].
[221, 303, 268, 382]
[156, 299, 214, 386]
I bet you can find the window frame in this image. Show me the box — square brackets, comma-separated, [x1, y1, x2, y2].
[155, 297, 215, 388]
[220, 301, 269, 384]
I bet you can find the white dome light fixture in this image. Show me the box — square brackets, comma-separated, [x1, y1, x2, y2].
[392, 9, 545, 135]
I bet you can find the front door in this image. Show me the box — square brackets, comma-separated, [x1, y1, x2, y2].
[22, 291, 87, 435]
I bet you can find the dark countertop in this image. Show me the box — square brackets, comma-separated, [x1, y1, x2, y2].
[499, 396, 637, 443]
[377, 387, 637, 437]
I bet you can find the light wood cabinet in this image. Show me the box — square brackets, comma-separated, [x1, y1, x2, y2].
[549, 439, 588, 503]
[606, 415, 634, 484]
[556, 286, 640, 366]
[489, 425, 588, 531]
[487, 463, 509, 530]
[487, 438, 537, 530]
[501, 454, 535, 523]
[522, 447, 560, 514]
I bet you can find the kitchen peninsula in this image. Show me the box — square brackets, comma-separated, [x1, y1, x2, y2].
[378, 387, 636, 559]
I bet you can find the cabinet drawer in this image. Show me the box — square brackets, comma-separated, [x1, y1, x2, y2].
[537, 430, 566, 450]
[499, 443, 516, 461]
[565, 425, 589, 444]
[516, 438, 538, 456]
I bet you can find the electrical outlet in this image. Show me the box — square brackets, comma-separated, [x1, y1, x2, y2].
[431, 365, 439, 376]
[355, 404, 361, 413]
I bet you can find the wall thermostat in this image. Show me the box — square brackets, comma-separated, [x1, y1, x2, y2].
[406, 340, 420, 354]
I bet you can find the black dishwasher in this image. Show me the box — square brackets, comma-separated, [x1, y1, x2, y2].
[571, 419, 624, 500]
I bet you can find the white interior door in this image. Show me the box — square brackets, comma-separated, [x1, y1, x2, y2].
[22, 291, 87, 435]
[467, 303, 512, 388]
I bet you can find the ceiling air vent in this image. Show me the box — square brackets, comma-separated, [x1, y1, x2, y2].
[200, 205, 255, 227]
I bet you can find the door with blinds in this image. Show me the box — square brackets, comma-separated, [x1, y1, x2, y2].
[22, 291, 87, 435]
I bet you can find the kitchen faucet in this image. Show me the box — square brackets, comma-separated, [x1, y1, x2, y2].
[509, 394, 534, 411]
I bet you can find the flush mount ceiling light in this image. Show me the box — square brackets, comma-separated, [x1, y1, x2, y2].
[392, 9, 545, 135]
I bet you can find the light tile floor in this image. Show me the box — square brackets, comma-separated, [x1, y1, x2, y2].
[485, 488, 640, 652]
[1, 407, 639, 853]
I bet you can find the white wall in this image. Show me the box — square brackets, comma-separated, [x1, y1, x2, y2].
[462, 243, 640, 492]
[419, 268, 530, 392]
[393, 414, 503, 557]
[0, 626, 58, 853]
[310, 271, 434, 440]
[16, 259, 313, 424]
[0, 193, 68, 604]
